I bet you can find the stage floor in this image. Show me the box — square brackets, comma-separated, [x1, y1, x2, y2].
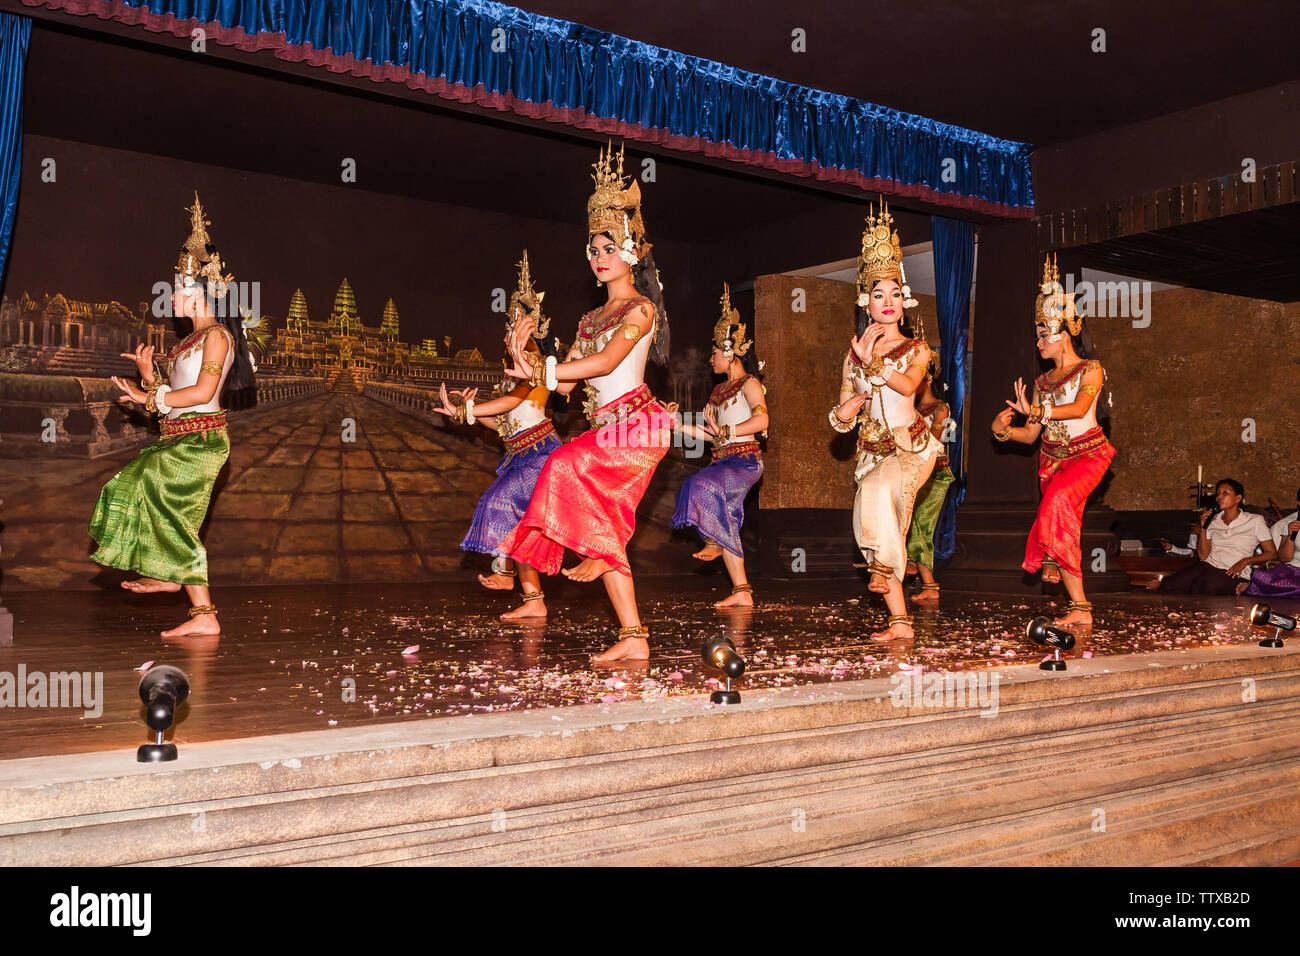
[0, 579, 1291, 760]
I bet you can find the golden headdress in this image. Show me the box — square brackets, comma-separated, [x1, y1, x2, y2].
[713, 282, 750, 357]
[586, 141, 651, 265]
[175, 191, 233, 291]
[1034, 253, 1082, 337]
[856, 197, 918, 310]
[505, 250, 550, 340]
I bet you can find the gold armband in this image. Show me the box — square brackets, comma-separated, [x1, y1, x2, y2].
[751, 404, 768, 416]
[200, 361, 223, 377]
[1080, 383, 1099, 396]
[618, 322, 642, 343]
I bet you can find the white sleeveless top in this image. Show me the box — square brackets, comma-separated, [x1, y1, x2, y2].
[708, 374, 761, 447]
[499, 383, 550, 436]
[578, 297, 655, 408]
[1033, 360, 1102, 441]
[165, 325, 234, 418]
[847, 339, 923, 434]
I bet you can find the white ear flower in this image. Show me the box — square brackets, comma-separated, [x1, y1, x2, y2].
[758, 360, 766, 371]
[856, 292, 870, 308]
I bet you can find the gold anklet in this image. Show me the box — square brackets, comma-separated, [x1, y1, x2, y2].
[731, 584, 753, 595]
[1066, 600, 1093, 611]
[188, 604, 218, 617]
[617, 625, 649, 639]
[886, 614, 914, 626]
[920, 583, 941, 591]
[521, 590, 545, 602]
[868, 559, 894, 577]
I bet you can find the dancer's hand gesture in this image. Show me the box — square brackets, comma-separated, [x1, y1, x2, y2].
[1005, 378, 1033, 416]
[434, 382, 459, 416]
[701, 405, 720, 437]
[992, 407, 1014, 435]
[505, 317, 537, 381]
[850, 323, 886, 364]
[120, 343, 156, 382]
[110, 375, 147, 405]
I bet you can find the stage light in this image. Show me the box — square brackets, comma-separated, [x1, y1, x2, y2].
[136, 665, 190, 763]
[1249, 603, 1295, 648]
[1025, 616, 1076, 671]
[701, 635, 746, 705]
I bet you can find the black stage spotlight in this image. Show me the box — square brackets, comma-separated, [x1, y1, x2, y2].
[1026, 616, 1076, 671]
[1249, 603, 1296, 648]
[701, 635, 746, 705]
[137, 665, 190, 762]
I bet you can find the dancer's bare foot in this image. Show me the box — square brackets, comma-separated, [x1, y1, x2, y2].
[477, 572, 516, 591]
[563, 557, 613, 582]
[591, 635, 649, 663]
[1053, 609, 1093, 627]
[714, 589, 754, 609]
[122, 577, 181, 594]
[161, 612, 220, 638]
[1041, 565, 1062, 585]
[905, 561, 918, 576]
[1234, 581, 1249, 596]
[1144, 577, 1163, 591]
[692, 543, 724, 562]
[870, 621, 914, 642]
[868, 572, 891, 594]
[500, 596, 547, 620]
[912, 587, 940, 604]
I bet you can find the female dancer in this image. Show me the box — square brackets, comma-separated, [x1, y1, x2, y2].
[991, 255, 1115, 626]
[829, 201, 941, 641]
[905, 345, 955, 603]
[669, 283, 769, 608]
[435, 253, 564, 621]
[498, 142, 674, 662]
[91, 192, 256, 637]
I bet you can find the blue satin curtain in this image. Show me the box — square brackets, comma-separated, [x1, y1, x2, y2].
[105, 0, 1033, 211]
[0, 13, 31, 290]
[930, 216, 976, 561]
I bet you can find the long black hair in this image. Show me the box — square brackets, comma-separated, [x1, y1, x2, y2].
[593, 232, 670, 365]
[1057, 323, 1109, 425]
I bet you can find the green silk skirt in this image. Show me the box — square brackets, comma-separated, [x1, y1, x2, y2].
[88, 419, 230, 586]
[906, 465, 955, 570]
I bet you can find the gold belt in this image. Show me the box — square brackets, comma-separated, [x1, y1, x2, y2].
[712, 439, 761, 462]
[503, 420, 556, 455]
[161, 412, 227, 438]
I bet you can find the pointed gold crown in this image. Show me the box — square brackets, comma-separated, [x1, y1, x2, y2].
[175, 191, 234, 291]
[1034, 253, 1081, 336]
[857, 198, 904, 291]
[713, 282, 750, 356]
[506, 250, 550, 340]
[586, 141, 651, 260]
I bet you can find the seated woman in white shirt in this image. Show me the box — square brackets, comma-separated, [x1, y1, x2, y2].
[1157, 479, 1276, 594]
[1244, 486, 1300, 599]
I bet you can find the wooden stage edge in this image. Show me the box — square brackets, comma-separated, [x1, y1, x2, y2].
[2, 640, 1299, 866]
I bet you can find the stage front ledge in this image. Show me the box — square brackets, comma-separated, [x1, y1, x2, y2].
[1, 642, 1298, 865]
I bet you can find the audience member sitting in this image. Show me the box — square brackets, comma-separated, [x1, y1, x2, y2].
[1155, 494, 1217, 556]
[1244, 485, 1300, 599]
[1151, 479, 1275, 594]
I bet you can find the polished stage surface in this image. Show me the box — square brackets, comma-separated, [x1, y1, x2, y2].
[0, 579, 1291, 760]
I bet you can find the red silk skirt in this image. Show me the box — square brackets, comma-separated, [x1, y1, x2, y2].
[1023, 428, 1115, 578]
[500, 384, 672, 576]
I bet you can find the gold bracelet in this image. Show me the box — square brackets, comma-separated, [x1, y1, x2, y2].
[994, 427, 1012, 442]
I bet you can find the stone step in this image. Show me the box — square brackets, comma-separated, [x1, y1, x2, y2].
[1, 643, 1296, 866]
